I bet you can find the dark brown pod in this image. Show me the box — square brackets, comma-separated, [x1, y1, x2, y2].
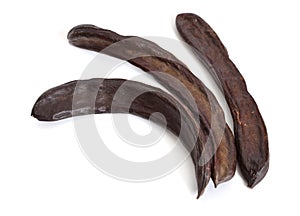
[176, 13, 269, 187]
[67, 25, 236, 187]
[31, 78, 208, 198]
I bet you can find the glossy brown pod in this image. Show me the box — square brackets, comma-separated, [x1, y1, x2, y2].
[176, 13, 269, 187]
[31, 78, 207, 198]
[67, 25, 236, 187]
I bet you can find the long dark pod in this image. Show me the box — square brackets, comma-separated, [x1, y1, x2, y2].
[176, 13, 269, 187]
[67, 25, 236, 187]
[32, 78, 207, 198]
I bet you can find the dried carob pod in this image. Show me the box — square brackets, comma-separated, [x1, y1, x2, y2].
[67, 25, 236, 187]
[31, 78, 208, 198]
[176, 13, 269, 187]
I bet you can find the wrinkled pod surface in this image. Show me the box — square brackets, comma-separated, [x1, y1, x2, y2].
[176, 13, 269, 187]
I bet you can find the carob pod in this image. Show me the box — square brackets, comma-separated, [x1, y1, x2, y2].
[176, 13, 269, 187]
[31, 78, 206, 198]
[67, 25, 236, 187]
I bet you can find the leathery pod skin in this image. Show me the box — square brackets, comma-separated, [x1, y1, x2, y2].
[32, 78, 208, 198]
[176, 13, 269, 187]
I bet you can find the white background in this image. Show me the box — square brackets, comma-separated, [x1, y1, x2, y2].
[1, 0, 299, 215]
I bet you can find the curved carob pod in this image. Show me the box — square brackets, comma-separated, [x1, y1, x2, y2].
[176, 13, 269, 187]
[67, 25, 236, 187]
[31, 78, 207, 198]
